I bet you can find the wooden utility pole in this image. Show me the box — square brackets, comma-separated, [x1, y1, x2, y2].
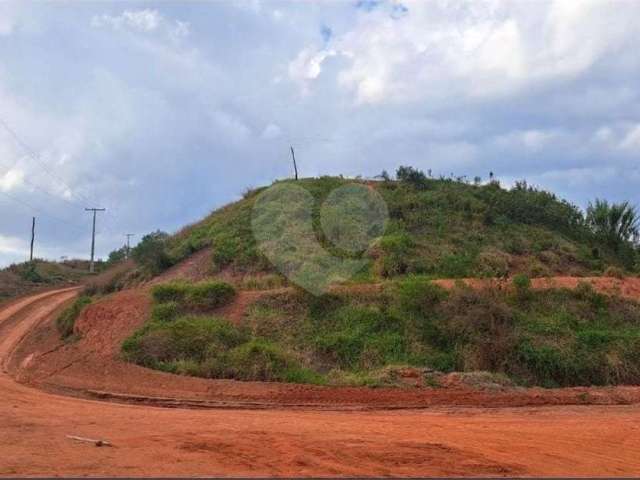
[125, 233, 135, 259]
[290, 145, 298, 180]
[29, 217, 35, 261]
[85, 208, 106, 273]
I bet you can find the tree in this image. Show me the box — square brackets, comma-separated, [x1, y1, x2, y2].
[586, 199, 639, 247]
[396, 165, 428, 189]
[375, 170, 391, 182]
[131, 231, 172, 275]
[107, 245, 128, 264]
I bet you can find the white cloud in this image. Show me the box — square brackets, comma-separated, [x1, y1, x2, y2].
[261, 123, 282, 140]
[288, 47, 337, 92]
[289, 0, 640, 104]
[91, 9, 190, 38]
[0, 2, 19, 36]
[493, 129, 559, 152]
[0, 234, 26, 256]
[92, 9, 160, 32]
[0, 168, 24, 192]
[0, 17, 14, 36]
[620, 125, 640, 152]
[210, 111, 252, 144]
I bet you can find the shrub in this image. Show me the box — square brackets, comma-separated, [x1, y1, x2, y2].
[152, 281, 236, 311]
[375, 231, 415, 276]
[475, 249, 511, 277]
[396, 165, 428, 189]
[18, 262, 46, 283]
[132, 231, 172, 275]
[512, 274, 532, 301]
[56, 296, 92, 339]
[152, 282, 187, 304]
[107, 245, 128, 264]
[224, 338, 313, 382]
[151, 302, 180, 322]
[586, 199, 639, 247]
[123, 316, 248, 366]
[440, 287, 516, 371]
[604, 266, 625, 279]
[393, 276, 447, 315]
[313, 306, 407, 369]
[122, 315, 322, 384]
[184, 281, 236, 310]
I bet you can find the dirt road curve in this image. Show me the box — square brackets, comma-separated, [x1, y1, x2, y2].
[2, 289, 640, 477]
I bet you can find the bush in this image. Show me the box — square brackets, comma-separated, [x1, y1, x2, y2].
[151, 281, 236, 311]
[224, 338, 315, 382]
[56, 296, 92, 339]
[375, 231, 415, 276]
[132, 231, 172, 275]
[393, 276, 447, 316]
[185, 282, 236, 310]
[604, 266, 625, 279]
[586, 199, 639, 247]
[439, 287, 516, 371]
[512, 274, 532, 301]
[17, 262, 46, 283]
[313, 306, 407, 369]
[123, 316, 248, 365]
[122, 314, 322, 384]
[151, 302, 180, 322]
[152, 282, 187, 304]
[396, 165, 428, 189]
[107, 245, 128, 264]
[475, 249, 511, 277]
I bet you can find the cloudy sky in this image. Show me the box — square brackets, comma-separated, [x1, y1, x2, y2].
[1, 0, 640, 267]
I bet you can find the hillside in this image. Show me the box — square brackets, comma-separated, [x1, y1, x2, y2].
[162, 174, 638, 281]
[0, 259, 96, 303]
[111, 171, 640, 389]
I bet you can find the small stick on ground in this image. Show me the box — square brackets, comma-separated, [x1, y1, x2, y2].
[66, 435, 112, 447]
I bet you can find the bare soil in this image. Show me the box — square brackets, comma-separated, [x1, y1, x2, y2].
[2, 282, 640, 476]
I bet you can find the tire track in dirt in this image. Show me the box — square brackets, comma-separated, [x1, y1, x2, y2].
[9, 278, 640, 412]
[3, 288, 640, 476]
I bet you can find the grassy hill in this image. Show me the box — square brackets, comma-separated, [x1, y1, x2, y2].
[0, 259, 96, 302]
[161, 173, 638, 281]
[120, 170, 640, 388]
[124, 278, 640, 388]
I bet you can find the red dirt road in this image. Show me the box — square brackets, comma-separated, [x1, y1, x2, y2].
[2, 289, 640, 476]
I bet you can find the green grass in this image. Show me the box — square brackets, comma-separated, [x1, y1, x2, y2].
[124, 277, 640, 387]
[56, 296, 92, 340]
[151, 281, 236, 311]
[122, 314, 324, 384]
[161, 175, 638, 280]
[240, 279, 640, 387]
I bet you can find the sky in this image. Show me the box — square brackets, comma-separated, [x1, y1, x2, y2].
[1, 0, 640, 267]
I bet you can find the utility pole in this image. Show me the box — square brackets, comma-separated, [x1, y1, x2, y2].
[125, 233, 135, 259]
[85, 208, 106, 273]
[290, 145, 298, 180]
[29, 217, 35, 262]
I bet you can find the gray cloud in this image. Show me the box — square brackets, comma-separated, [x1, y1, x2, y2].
[1, 0, 639, 266]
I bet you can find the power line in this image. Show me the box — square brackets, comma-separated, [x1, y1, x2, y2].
[0, 117, 125, 245]
[0, 189, 86, 234]
[0, 116, 94, 206]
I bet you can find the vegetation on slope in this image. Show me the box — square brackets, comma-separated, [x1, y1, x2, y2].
[120, 167, 640, 388]
[132, 168, 638, 280]
[124, 278, 640, 388]
[0, 259, 97, 303]
[123, 281, 322, 383]
[56, 295, 92, 340]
